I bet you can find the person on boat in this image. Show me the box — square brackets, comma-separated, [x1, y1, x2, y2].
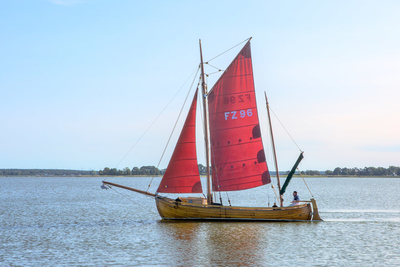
[290, 191, 300, 206]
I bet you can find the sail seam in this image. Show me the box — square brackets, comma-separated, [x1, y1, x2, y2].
[212, 157, 262, 166]
[218, 73, 252, 79]
[209, 123, 259, 133]
[163, 175, 201, 180]
[210, 90, 255, 98]
[212, 142, 262, 151]
[169, 158, 197, 162]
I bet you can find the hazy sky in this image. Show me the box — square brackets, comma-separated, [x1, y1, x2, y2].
[1, 0, 399, 171]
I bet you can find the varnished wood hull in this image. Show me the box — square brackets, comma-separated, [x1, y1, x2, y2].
[156, 196, 314, 221]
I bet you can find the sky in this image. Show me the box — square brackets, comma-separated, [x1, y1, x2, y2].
[1, 0, 400, 172]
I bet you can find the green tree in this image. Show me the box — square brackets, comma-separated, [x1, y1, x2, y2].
[109, 168, 118, 175]
[333, 167, 341, 175]
[131, 167, 139, 175]
[100, 167, 111, 175]
[123, 167, 131, 175]
[305, 170, 320, 175]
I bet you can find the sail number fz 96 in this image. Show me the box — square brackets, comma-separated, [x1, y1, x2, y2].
[224, 109, 253, 120]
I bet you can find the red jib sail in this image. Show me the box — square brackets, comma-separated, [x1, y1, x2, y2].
[207, 41, 271, 191]
[157, 90, 202, 193]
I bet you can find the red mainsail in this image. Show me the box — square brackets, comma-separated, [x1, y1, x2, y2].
[157, 90, 202, 193]
[207, 41, 271, 191]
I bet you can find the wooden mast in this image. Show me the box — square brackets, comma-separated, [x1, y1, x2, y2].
[264, 92, 283, 207]
[199, 39, 213, 205]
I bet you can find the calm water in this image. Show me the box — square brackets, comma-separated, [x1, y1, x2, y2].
[1, 176, 399, 266]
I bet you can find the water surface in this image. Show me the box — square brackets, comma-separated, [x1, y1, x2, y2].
[1, 177, 399, 266]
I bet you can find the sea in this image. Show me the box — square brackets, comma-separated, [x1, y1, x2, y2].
[1, 176, 399, 266]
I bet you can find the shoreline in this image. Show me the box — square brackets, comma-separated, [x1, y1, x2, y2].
[1, 175, 398, 178]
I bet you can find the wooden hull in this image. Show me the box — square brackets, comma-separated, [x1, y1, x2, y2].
[156, 196, 314, 221]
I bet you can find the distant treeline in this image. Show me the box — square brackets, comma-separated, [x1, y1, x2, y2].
[2, 166, 399, 177]
[99, 164, 209, 176]
[99, 166, 164, 176]
[0, 169, 97, 176]
[99, 165, 400, 177]
[298, 166, 400, 176]
[325, 166, 400, 176]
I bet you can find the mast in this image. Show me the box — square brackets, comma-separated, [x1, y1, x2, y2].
[199, 39, 212, 204]
[264, 92, 283, 207]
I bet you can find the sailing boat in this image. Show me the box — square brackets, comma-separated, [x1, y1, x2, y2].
[103, 38, 322, 221]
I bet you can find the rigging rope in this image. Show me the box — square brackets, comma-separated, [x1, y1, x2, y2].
[206, 63, 223, 71]
[207, 70, 224, 76]
[205, 38, 250, 63]
[268, 105, 302, 152]
[202, 38, 250, 79]
[108, 185, 151, 205]
[112, 65, 201, 172]
[298, 167, 314, 198]
[147, 67, 201, 192]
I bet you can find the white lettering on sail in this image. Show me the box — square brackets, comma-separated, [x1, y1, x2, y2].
[224, 109, 253, 120]
[224, 112, 230, 120]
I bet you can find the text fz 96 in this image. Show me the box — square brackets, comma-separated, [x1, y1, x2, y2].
[224, 109, 253, 120]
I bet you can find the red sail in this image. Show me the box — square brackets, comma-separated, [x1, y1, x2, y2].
[207, 41, 271, 191]
[157, 90, 202, 193]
